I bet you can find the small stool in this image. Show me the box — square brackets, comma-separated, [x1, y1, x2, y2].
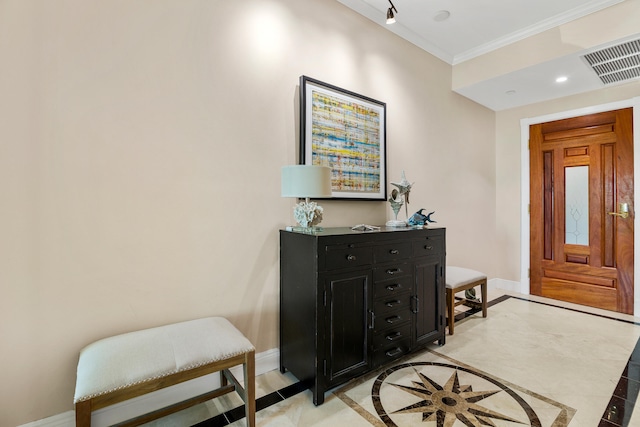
[446, 266, 487, 335]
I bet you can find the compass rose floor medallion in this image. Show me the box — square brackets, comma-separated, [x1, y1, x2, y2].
[335, 352, 575, 427]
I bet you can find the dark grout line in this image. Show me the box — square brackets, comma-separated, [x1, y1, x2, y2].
[507, 295, 640, 326]
[191, 380, 309, 426]
[191, 412, 229, 427]
[600, 336, 640, 426]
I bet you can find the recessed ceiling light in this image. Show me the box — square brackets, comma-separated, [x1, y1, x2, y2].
[433, 10, 450, 22]
[555, 76, 568, 83]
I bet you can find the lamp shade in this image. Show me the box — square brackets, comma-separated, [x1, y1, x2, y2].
[281, 165, 332, 198]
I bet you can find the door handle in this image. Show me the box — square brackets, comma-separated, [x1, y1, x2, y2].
[608, 203, 629, 218]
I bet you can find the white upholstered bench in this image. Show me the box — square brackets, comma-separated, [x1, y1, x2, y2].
[446, 266, 487, 335]
[74, 317, 255, 427]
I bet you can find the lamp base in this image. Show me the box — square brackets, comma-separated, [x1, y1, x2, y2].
[385, 219, 407, 227]
[293, 199, 324, 228]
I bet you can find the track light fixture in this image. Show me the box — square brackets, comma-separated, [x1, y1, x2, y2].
[386, 0, 397, 24]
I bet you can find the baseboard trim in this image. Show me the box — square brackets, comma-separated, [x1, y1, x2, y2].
[19, 348, 280, 427]
[489, 277, 525, 294]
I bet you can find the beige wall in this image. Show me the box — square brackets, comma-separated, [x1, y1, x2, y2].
[0, 0, 496, 424]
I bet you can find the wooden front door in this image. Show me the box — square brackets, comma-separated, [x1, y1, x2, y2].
[530, 108, 634, 314]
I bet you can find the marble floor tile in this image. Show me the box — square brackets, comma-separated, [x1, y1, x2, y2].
[142, 292, 640, 427]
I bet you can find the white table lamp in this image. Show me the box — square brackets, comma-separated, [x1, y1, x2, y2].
[281, 165, 332, 229]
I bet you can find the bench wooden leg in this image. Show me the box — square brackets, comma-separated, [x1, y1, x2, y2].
[481, 280, 487, 317]
[75, 400, 92, 427]
[221, 369, 228, 387]
[446, 288, 455, 335]
[244, 350, 256, 427]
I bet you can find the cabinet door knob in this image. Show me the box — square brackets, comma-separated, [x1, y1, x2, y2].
[389, 249, 399, 255]
[347, 254, 356, 261]
[386, 268, 402, 275]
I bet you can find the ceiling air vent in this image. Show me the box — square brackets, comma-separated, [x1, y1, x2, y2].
[582, 39, 640, 85]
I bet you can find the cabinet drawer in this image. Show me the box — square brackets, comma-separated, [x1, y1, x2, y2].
[372, 339, 411, 368]
[374, 241, 413, 263]
[373, 323, 411, 350]
[373, 293, 412, 316]
[374, 276, 412, 299]
[325, 244, 373, 269]
[373, 262, 410, 282]
[375, 311, 410, 332]
[413, 235, 444, 257]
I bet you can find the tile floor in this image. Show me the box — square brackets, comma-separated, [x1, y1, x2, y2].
[142, 290, 640, 427]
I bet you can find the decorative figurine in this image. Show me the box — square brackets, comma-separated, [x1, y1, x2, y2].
[391, 170, 414, 220]
[408, 209, 437, 227]
[385, 189, 406, 227]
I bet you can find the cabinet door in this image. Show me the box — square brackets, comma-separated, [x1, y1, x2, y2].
[322, 270, 372, 388]
[413, 257, 444, 347]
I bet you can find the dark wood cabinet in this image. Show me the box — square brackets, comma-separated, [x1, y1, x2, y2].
[279, 227, 446, 405]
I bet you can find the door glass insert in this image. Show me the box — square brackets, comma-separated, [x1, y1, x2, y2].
[565, 166, 589, 245]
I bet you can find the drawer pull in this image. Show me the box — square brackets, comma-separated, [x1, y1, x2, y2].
[386, 283, 401, 291]
[389, 249, 399, 255]
[386, 300, 401, 308]
[385, 315, 402, 324]
[347, 254, 357, 261]
[386, 332, 402, 341]
[386, 348, 403, 358]
[386, 268, 402, 275]
[424, 245, 433, 250]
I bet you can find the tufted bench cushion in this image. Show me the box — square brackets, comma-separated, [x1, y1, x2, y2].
[74, 317, 255, 426]
[446, 266, 487, 290]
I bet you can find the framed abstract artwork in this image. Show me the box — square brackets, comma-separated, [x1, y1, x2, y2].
[300, 76, 387, 201]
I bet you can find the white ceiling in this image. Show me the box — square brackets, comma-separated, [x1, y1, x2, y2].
[336, 0, 638, 110]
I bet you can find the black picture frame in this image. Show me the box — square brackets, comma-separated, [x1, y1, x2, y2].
[300, 76, 387, 201]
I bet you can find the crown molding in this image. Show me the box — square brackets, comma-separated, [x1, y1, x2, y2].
[452, 0, 625, 64]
